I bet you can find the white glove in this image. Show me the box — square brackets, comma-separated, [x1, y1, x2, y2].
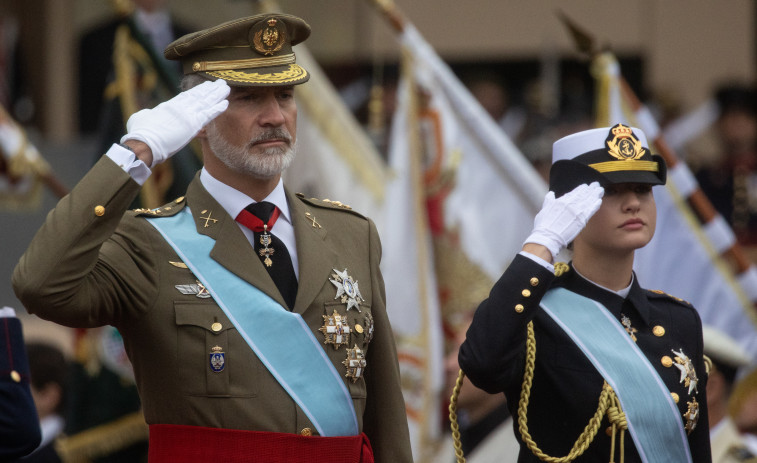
[523, 182, 604, 259]
[121, 79, 230, 167]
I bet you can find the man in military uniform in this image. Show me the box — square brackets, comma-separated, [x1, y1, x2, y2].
[459, 124, 712, 462]
[13, 13, 411, 463]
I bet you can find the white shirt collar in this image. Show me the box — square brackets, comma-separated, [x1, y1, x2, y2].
[199, 168, 291, 225]
[573, 265, 634, 298]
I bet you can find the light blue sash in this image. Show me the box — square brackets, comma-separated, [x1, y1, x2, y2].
[147, 209, 358, 437]
[540, 287, 692, 463]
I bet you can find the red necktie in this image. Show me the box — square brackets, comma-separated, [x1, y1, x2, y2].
[235, 202, 297, 310]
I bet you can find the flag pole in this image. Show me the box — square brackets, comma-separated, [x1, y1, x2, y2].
[366, 0, 406, 33]
[559, 11, 754, 275]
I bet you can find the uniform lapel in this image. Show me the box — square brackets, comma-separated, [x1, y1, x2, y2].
[286, 189, 337, 314]
[186, 177, 287, 308]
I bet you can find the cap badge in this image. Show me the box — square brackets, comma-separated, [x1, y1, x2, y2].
[672, 348, 699, 395]
[343, 344, 367, 383]
[319, 309, 351, 349]
[330, 268, 365, 312]
[253, 18, 287, 56]
[209, 345, 225, 373]
[606, 124, 646, 161]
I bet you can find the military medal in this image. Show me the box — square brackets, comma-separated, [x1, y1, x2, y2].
[343, 344, 367, 382]
[620, 314, 638, 342]
[363, 312, 374, 346]
[319, 310, 351, 349]
[209, 346, 225, 373]
[175, 280, 212, 298]
[236, 205, 282, 267]
[684, 398, 699, 434]
[672, 348, 699, 395]
[330, 268, 365, 312]
[259, 224, 275, 267]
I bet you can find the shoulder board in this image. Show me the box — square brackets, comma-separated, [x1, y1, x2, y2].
[132, 196, 187, 218]
[646, 289, 693, 307]
[295, 193, 367, 219]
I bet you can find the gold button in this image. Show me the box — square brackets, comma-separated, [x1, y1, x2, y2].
[176, 196, 185, 203]
[211, 322, 222, 332]
[671, 392, 679, 403]
[514, 304, 525, 313]
[530, 277, 539, 287]
[10, 371, 20, 383]
[661, 356, 673, 368]
[300, 428, 312, 436]
[521, 289, 531, 297]
[653, 326, 665, 337]
[354, 324, 364, 334]
[193, 62, 201, 72]
[94, 205, 105, 216]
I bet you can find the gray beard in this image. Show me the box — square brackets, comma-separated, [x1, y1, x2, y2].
[206, 123, 296, 179]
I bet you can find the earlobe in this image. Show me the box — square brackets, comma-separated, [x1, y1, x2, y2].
[197, 127, 208, 140]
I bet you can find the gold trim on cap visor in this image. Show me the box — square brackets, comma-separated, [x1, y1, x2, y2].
[193, 53, 296, 72]
[588, 160, 659, 173]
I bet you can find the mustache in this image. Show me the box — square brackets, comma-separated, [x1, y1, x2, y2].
[248, 128, 292, 146]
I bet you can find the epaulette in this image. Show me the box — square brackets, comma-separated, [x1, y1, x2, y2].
[646, 289, 693, 307]
[132, 196, 187, 217]
[295, 193, 367, 219]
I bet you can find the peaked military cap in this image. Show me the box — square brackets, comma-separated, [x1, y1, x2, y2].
[549, 124, 667, 197]
[164, 13, 311, 86]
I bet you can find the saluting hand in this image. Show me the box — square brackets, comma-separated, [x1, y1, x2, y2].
[121, 79, 230, 167]
[523, 182, 604, 262]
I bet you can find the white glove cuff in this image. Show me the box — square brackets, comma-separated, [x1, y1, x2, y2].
[523, 229, 563, 260]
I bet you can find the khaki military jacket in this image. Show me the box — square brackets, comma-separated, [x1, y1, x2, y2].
[13, 156, 412, 463]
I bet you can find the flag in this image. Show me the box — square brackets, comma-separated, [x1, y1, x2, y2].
[593, 52, 757, 358]
[382, 22, 546, 461]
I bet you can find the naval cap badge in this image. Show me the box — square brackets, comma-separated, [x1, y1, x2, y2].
[330, 268, 365, 312]
[606, 123, 647, 161]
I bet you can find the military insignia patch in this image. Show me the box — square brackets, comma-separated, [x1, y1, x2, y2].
[175, 280, 212, 298]
[684, 397, 699, 434]
[209, 346, 225, 373]
[319, 310, 351, 349]
[606, 124, 647, 161]
[330, 268, 365, 312]
[343, 345, 367, 383]
[672, 348, 699, 395]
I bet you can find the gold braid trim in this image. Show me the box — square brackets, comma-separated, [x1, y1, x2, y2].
[518, 321, 626, 462]
[449, 369, 467, 463]
[55, 411, 148, 463]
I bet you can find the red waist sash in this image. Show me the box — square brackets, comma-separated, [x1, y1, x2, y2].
[148, 424, 374, 463]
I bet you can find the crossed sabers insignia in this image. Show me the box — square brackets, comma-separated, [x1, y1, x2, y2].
[200, 210, 218, 228]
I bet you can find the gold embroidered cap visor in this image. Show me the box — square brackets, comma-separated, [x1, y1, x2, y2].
[164, 13, 311, 86]
[548, 125, 667, 197]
